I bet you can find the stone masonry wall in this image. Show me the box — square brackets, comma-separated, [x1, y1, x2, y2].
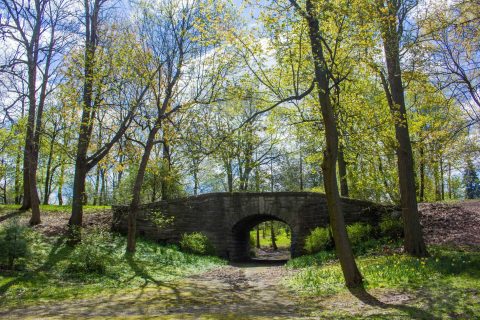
[112, 192, 391, 261]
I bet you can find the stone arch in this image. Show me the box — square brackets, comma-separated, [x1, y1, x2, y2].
[112, 192, 389, 261]
[228, 214, 295, 261]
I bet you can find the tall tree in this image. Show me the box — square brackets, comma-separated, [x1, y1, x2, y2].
[67, 11, 151, 237]
[375, 0, 428, 256]
[289, 0, 363, 287]
[126, 0, 231, 253]
[0, 0, 72, 223]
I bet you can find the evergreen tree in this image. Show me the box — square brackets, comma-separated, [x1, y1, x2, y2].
[464, 160, 480, 199]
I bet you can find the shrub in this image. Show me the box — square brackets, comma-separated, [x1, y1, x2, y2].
[287, 251, 336, 269]
[179, 232, 215, 256]
[0, 221, 30, 270]
[66, 228, 113, 275]
[380, 215, 404, 239]
[347, 223, 373, 247]
[304, 227, 332, 254]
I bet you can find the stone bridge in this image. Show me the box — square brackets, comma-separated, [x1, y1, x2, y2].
[112, 192, 390, 261]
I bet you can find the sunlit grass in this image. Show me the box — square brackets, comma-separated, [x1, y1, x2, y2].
[286, 246, 480, 318]
[249, 228, 291, 249]
[0, 204, 111, 214]
[287, 246, 480, 295]
[0, 228, 225, 308]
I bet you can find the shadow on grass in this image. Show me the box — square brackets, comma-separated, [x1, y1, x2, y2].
[0, 236, 71, 296]
[125, 253, 163, 287]
[125, 253, 182, 302]
[0, 210, 24, 223]
[348, 286, 435, 320]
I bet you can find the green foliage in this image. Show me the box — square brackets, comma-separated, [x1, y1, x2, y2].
[287, 251, 336, 269]
[0, 221, 30, 270]
[346, 223, 373, 247]
[147, 208, 175, 227]
[65, 228, 113, 275]
[304, 227, 332, 254]
[179, 232, 215, 256]
[379, 215, 404, 240]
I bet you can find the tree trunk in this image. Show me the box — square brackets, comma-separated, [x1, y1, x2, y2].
[28, 153, 41, 225]
[226, 160, 233, 192]
[256, 225, 260, 248]
[20, 81, 34, 211]
[270, 158, 274, 192]
[161, 140, 171, 200]
[338, 147, 349, 197]
[58, 161, 64, 205]
[419, 147, 425, 202]
[379, 10, 427, 257]
[270, 222, 277, 251]
[193, 163, 199, 196]
[100, 168, 106, 205]
[70, 159, 88, 232]
[440, 156, 444, 200]
[43, 134, 56, 205]
[434, 159, 441, 201]
[152, 172, 157, 202]
[25, 51, 41, 223]
[299, 150, 304, 191]
[448, 162, 452, 199]
[302, 0, 363, 287]
[93, 165, 100, 206]
[14, 147, 22, 205]
[127, 127, 158, 253]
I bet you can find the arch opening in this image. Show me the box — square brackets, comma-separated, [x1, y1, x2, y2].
[229, 214, 295, 262]
[250, 221, 291, 261]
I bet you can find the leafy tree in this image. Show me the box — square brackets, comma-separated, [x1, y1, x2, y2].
[374, 0, 428, 257]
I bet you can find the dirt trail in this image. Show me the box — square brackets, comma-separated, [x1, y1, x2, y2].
[1, 262, 314, 319]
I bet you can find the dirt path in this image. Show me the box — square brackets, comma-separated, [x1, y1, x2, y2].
[1, 262, 315, 319]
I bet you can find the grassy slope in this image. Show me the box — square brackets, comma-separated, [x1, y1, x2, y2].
[286, 246, 480, 318]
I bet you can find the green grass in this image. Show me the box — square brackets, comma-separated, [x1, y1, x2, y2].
[0, 204, 111, 214]
[0, 228, 225, 308]
[286, 246, 480, 318]
[250, 228, 291, 249]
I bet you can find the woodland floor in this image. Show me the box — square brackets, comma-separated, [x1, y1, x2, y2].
[0, 200, 479, 319]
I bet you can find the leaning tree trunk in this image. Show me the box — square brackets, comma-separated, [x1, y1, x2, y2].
[127, 126, 159, 253]
[380, 19, 428, 257]
[303, 0, 363, 287]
